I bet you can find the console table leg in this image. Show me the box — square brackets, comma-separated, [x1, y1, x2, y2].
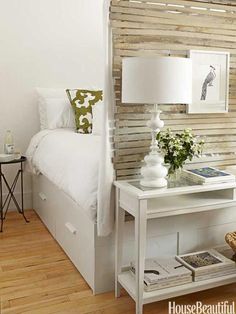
[115, 188, 125, 298]
[135, 200, 147, 314]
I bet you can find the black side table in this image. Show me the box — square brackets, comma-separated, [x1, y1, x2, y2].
[0, 156, 29, 232]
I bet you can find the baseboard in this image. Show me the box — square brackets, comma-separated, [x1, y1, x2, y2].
[2, 191, 33, 211]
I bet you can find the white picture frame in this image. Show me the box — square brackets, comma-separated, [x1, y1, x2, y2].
[188, 50, 230, 114]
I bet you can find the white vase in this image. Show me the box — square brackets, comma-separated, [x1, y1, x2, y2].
[140, 109, 168, 188]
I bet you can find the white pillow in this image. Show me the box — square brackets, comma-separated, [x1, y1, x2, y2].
[37, 97, 48, 129]
[36, 88, 67, 99]
[45, 98, 75, 129]
[36, 88, 75, 130]
[92, 103, 103, 135]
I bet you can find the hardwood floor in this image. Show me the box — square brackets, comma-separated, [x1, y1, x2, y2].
[0, 210, 236, 314]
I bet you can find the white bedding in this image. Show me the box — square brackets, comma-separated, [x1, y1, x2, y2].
[26, 129, 100, 221]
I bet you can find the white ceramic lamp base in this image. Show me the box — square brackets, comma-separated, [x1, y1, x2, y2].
[140, 106, 168, 188]
[140, 153, 167, 188]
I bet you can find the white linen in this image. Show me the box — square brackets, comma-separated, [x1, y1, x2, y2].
[26, 129, 52, 174]
[42, 98, 75, 129]
[36, 88, 67, 99]
[26, 129, 100, 221]
[92, 103, 103, 136]
[96, 0, 115, 236]
[36, 88, 75, 130]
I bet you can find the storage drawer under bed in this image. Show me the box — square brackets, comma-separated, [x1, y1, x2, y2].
[33, 175, 56, 236]
[55, 200, 95, 288]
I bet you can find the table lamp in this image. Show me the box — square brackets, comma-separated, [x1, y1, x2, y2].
[122, 56, 192, 188]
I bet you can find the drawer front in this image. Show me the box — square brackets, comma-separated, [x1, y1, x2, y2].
[56, 216, 79, 262]
[33, 176, 56, 236]
[56, 204, 95, 288]
[38, 192, 55, 234]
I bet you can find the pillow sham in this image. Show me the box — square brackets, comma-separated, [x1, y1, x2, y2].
[92, 103, 103, 136]
[36, 88, 75, 130]
[66, 89, 103, 134]
[36, 88, 67, 99]
[45, 98, 75, 129]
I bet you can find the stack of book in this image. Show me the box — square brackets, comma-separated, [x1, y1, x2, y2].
[214, 245, 235, 260]
[182, 167, 235, 185]
[176, 249, 236, 282]
[130, 257, 192, 292]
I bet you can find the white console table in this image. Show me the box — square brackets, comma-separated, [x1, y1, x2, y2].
[114, 179, 236, 314]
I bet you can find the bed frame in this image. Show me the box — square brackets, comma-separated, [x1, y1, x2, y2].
[32, 174, 115, 294]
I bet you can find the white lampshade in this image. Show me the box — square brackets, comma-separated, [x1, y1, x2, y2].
[122, 56, 192, 104]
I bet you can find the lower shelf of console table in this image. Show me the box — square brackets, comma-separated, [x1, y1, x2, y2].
[118, 271, 236, 305]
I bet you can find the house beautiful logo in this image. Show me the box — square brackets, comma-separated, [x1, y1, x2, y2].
[169, 301, 235, 314]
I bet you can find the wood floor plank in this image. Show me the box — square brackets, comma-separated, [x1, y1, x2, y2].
[0, 210, 236, 314]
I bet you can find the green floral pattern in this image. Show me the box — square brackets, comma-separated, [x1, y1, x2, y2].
[66, 89, 103, 134]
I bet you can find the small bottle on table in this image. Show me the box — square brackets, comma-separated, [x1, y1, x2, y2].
[4, 130, 14, 155]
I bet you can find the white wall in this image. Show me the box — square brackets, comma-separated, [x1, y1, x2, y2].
[122, 207, 236, 265]
[0, 0, 105, 207]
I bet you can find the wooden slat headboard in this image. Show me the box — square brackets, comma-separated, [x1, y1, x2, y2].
[110, 0, 236, 180]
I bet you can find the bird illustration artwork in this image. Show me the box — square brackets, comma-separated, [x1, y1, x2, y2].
[200, 65, 216, 101]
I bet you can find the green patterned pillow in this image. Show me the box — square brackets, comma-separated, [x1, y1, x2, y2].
[66, 89, 103, 134]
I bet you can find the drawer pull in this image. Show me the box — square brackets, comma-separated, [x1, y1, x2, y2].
[65, 222, 77, 235]
[39, 192, 47, 201]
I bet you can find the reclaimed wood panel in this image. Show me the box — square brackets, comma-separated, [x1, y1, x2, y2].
[110, 0, 236, 179]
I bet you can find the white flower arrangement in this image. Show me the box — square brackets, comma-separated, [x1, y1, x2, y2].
[157, 128, 204, 175]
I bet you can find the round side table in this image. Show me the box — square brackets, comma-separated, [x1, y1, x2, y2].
[0, 156, 29, 232]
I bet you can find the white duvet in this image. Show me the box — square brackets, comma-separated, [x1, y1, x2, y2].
[26, 129, 100, 221]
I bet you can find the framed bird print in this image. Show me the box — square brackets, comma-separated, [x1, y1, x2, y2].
[188, 50, 230, 114]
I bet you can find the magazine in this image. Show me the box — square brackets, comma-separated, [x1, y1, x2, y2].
[178, 251, 222, 268]
[144, 276, 192, 291]
[182, 167, 235, 184]
[194, 269, 236, 282]
[130, 257, 192, 291]
[214, 245, 235, 260]
[176, 249, 236, 277]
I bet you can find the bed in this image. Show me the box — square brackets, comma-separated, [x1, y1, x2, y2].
[26, 128, 115, 294]
[25, 3, 117, 293]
